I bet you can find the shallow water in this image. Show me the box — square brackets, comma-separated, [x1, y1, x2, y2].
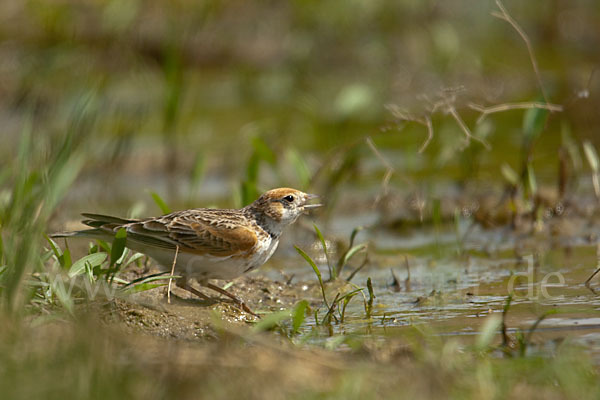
[264, 206, 600, 362]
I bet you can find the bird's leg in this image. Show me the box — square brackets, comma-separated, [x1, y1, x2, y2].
[175, 278, 212, 301]
[205, 283, 259, 317]
[174, 278, 258, 317]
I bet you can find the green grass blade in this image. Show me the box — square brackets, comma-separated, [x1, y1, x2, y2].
[432, 198, 442, 229]
[95, 239, 111, 254]
[523, 309, 558, 351]
[252, 309, 291, 332]
[188, 152, 205, 202]
[336, 227, 365, 276]
[150, 191, 172, 214]
[313, 224, 334, 280]
[583, 141, 599, 173]
[62, 248, 72, 271]
[115, 272, 181, 294]
[522, 105, 548, 147]
[526, 163, 537, 195]
[136, 275, 179, 285]
[287, 148, 311, 189]
[341, 243, 367, 267]
[338, 288, 363, 323]
[45, 235, 71, 269]
[121, 272, 173, 289]
[110, 228, 127, 267]
[68, 252, 108, 278]
[241, 178, 259, 207]
[292, 300, 309, 334]
[44, 235, 66, 268]
[341, 292, 359, 323]
[366, 277, 375, 318]
[124, 283, 167, 294]
[122, 252, 144, 269]
[476, 314, 502, 351]
[501, 163, 519, 186]
[190, 152, 205, 184]
[295, 245, 329, 308]
[349, 226, 363, 248]
[251, 136, 277, 166]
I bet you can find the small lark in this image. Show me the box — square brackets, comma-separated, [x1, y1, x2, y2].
[52, 188, 321, 315]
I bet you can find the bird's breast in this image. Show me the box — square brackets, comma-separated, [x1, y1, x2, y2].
[245, 236, 279, 271]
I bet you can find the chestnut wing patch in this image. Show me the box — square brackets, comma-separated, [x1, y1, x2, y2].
[170, 222, 258, 257]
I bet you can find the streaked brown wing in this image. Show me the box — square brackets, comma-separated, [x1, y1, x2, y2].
[125, 212, 257, 257]
[82, 213, 179, 250]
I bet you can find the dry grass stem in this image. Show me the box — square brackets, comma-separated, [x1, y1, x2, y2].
[387, 91, 493, 152]
[584, 242, 600, 294]
[581, 68, 597, 98]
[593, 174, 600, 201]
[404, 255, 411, 292]
[420, 115, 434, 153]
[469, 102, 564, 124]
[385, 105, 434, 153]
[167, 245, 179, 304]
[386, 104, 433, 153]
[447, 106, 491, 150]
[492, 0, 549, 104]
[366, 136, 395, 201]
[387, 2, 558, 153]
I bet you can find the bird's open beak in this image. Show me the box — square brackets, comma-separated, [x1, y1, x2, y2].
[302, 193, 322, 211]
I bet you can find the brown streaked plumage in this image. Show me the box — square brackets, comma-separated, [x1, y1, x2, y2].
[52, 188, 321, 316]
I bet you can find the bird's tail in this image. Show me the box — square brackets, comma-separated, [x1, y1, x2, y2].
[81, 213, 135, 227]
[50, 213, 137, 240]
[50, 228, 111, 240]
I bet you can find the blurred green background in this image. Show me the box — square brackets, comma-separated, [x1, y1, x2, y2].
[2, 2, 600, 399]
[2, 0, 599, 213]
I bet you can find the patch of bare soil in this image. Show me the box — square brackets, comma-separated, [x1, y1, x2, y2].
[100, 275, 329, 340]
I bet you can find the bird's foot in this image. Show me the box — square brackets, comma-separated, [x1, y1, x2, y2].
[175, 279, 259, 318]
[205, 283, 259, 318]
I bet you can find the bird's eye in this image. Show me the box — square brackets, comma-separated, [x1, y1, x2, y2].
[283, 195, 295, 203]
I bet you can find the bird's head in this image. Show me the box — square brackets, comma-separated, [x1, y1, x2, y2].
[248, 188, 321, 228]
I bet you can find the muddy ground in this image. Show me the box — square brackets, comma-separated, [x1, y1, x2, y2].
[100, 273, 334, 339]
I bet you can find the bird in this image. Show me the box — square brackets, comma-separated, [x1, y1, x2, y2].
[51, 188, 321, 316]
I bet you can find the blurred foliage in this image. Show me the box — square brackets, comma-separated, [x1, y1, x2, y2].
[0, 315, 598, 400]
[1, 0, 599, 205]
[1, 2, 600, 398]
[0, 96, 97, 312]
